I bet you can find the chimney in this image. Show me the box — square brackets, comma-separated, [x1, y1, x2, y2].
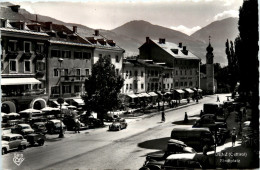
[146, 37, 150, 43]
[95, 30, 99, 36]
[183, 46, 186, 51]
[159, 38, 165, 44]
[45, 22, 53, 30]
[9, 5, 20, 12]
[179, 42, 182, 48]
[73, 26, 77, 33]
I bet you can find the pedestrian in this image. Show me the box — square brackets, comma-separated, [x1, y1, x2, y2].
[75, 120, 80, 133]
[217, 95, 220, 102]
[184, 112, 188, 123]
[200, 110, 203, 117]
[231, 127, 237, 147]
[161, 111, 165, 122]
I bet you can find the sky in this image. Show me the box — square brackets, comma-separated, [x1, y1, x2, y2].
[9, 0, 243, 35]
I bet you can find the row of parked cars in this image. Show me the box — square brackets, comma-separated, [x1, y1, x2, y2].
[140, 100, 240, 169]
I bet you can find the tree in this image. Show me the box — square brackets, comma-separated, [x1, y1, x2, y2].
[82, 55, 124, 125]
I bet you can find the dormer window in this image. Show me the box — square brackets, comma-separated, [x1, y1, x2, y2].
[0, 19, 6, 28]
[24, 42, 31, 53]
[20, 23, 24, 30]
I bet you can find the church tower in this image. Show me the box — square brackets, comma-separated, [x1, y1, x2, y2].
[206, 36, 215, 94]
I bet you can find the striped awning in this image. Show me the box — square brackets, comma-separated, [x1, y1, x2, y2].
[148, 92, 158, 97]
[174, 89, 185, 94]
[184, 88, 194, 93]
[127, 93, 138, 98]
[1, 78, 41, 85]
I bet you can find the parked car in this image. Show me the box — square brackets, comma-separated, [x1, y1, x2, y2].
[2, 134, 29, 155]
[63, 117, 88, 131]
[29, 117, 47, 125]
[109, 118, 127, 131]
[162, 153, 202, 169]
[80, 116, 103, 128]
[27, 133, 46, 146]
[45, 119, 66, 134]
[142, 139, 196, 169]
[200, 114, 226, 122]
[31, 122, 47, 134]
[11, 124, 35, 136]
[171, 127, 215, 150]
[202, 103, 220, 116]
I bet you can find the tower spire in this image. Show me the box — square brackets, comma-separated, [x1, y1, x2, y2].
[209, 36, 211, 44]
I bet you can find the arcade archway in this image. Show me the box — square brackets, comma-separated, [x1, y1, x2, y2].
[2, 101, 16, 113]
[30, 98, 47, 110]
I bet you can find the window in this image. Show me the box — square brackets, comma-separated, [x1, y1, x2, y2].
[141, 83, 144, 89]
[36, 43, 44, 53]
[62, 85, 71, 94]
[184, 82, 187, 86]
[163, 84, 166, 89]
[151, 83, 154, 90]
[74, 85, 81, 93]
[155, 83, 158, 90]
[189, 81, 193, 86]
[176, 70, 178, 75]
[99, 54, 102, 57]
[130, 84, 132, 90]
[1, 61, 4, 71]
[147, 70, 150, 77]
[36, 62, 45, 71]
[74, 52, 82, 59]
[151, 70, 154, 77]
[24, 60, 31, 72]
[141, 71, 144, 77]
[116, 69, 119, 76]
[116, 55, 119, 63]
[51, 86, 60, 95]
[180, 82, 183, 86]
[175, 82, 179, 87]
[134, 82, 137, 89]
[126, 84, 128, 90]
[9, 60, 17, 72]
[64, 69, 69, 80]
[76, 69, 81, 80]
[167, 84, 170, 89]
[129, 71, 132, 77]
[1, 20, 6, 27]
[24, 42, 31, 52]
[190, 69, 192, 75]
[148, 83, 150, 90]
[62, 51, 71, 58]
[83, 52, 91, 60]
[180, 70, 182, 75]
[85, 69, 90, 77]
[51, 50, 60, 57]
[134, 70, 138, 77]
[185, 70, 186, 75]
[155, 71, 158, 77]
[53, 68, 59, 77]
[8, 40, 17, 52]
[126, 70, 128, 77]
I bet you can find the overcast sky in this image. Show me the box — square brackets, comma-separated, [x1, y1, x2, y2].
[10, 0, 243, 35]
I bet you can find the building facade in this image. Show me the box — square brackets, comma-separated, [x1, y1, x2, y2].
[1, 19, 49, 112]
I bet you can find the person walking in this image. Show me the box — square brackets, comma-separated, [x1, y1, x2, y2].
[231, 128, 237, 147]
[217, 95, 220, 102]
[75, 120, 80, 133]
[161, 111, 165, 122]
[184, 112, 188, 123]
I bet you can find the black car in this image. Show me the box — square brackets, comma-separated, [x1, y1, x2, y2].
[27, 133, 46, 146]
[109, 118, 127, 131]
[31, 122, 47, 134]
[141, 139, 196, 169]
[45, 119, 66, 134]
[63, 117, 88, 131]
[80, 115, 103, 128]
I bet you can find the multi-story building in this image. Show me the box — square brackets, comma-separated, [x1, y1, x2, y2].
[139, 37, 201, 99]
[1, 18, 49, 112]
[85, 30, 124, 76]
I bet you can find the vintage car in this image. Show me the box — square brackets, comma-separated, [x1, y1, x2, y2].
[80, 115, 103, 128]
[27, 133, 46, 146]
[45, 119, 66, 134]
[11, 124, 35, 136]
[141, 139, 196, 169]
[63, 117, 88, 131]
[109, 118, 127, 131]
[2, 134, 29, 155]
[31, 122, 48, 134]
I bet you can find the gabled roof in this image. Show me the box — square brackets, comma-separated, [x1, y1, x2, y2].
[143, 39, 200, 60]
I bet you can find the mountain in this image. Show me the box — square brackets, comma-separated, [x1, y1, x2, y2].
[191, 17, 239, 64]
[111, 20, 206, 60]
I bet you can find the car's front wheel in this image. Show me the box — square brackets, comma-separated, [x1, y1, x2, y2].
[2, 148, 7, 155]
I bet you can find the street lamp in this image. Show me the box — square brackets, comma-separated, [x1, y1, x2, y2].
[58, 58, 64, 138]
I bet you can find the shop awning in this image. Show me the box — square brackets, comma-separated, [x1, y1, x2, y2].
[72, 98, 85, 105]
[127, 93, 138, 98]
[192, 88, 203, 92]
[156, 91, 163, 95]
[1, 78, 41, 85]
[198, 89, 203, 92]
[165, 92, 173, 95]
[148, 92, 158, 97]
[139, 93, 150, 97]
[184, 88, 194, 93]
[52, 101, 69, 106]
[174, 89, 185, 94]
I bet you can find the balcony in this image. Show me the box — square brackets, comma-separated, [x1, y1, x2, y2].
[61, 75, 87, 82]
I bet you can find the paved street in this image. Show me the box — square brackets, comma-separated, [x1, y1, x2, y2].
[3, 94, 227, 170]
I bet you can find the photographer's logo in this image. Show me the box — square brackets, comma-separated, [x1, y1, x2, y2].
[13, 153, 24, 166]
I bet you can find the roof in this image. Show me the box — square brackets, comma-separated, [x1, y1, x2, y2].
[166, 153, 196, 160]
[0, 27, 49, 36]
[18, 124, 31, 127]
[150, 39, 200, 60]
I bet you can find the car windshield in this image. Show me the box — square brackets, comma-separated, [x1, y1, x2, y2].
[22, 126, 30, 129]
[2, 136, 10, 141]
